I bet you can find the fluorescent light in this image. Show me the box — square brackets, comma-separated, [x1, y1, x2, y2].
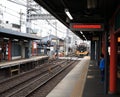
[80, 31, 83, 34]
[80, 31, 87, 40]
[13, 39, 18, 41]
[83, 35, 85, 38]
[65, 9, 73, 20]
[3, 37, 9, 40]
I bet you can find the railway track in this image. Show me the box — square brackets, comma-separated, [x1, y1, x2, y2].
[26, 60, 76, 97]
[0, 59, 78, 97]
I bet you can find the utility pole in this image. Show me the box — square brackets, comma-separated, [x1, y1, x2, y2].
[26, 0, 31, 33]
[66, 28, 69, 56]
[0, 5, 3, 26]
[19, 9, 24, 32]
[55, 20, 58, 58]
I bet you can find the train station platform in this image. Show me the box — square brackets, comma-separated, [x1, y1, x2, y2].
[0, 55, 48, 69]
[0, 55, 49, 79]
[82, 60, 120, 97]
[46, 56, 90, 97]
[46, 57, 120, 97]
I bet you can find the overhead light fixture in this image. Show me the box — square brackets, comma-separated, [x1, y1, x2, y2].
[80, 31, 87, 40]
[80, 31, 83, 34]
[65, 8, 73, 20]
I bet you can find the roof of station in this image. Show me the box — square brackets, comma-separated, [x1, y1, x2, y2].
[0, 28, 41, 40]
[34, 0, 119, 40]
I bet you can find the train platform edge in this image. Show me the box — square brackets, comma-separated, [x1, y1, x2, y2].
[46, 56, 90, 97]
[46, 57, 120, 97]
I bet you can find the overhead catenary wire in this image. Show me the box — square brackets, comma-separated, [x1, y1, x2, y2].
[0, 3, 24, 15]
[0, 3, 26, 23]
[4, 0, 73, 35]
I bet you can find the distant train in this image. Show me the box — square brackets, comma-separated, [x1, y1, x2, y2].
[75, 43, 89, 57]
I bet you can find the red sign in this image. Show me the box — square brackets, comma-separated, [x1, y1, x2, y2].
[70, 23, 104, 31]
[72, 24, 101, 29]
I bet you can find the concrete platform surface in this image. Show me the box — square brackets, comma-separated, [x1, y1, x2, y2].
[46, 56, 90, 97]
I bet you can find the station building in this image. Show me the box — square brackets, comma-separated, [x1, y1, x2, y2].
[0, 27, 48, 79]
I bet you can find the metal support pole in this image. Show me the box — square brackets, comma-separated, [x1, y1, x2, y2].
[26, 0, 31, 33]
[104, 31, 109, 94]
[28, 40, 32, 58]
[96, 40, 100, 66]
[64, 29, 68, 60]
[91, 40, 95, 60]
[19, 9, 24, 32]
[55, 21, 58, 59]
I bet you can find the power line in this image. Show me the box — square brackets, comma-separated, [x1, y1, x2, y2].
[0, 2, 26, 22]
[7, 0, 27, 7]
[7, 0, 74, 35]
[0, 3, 23, 14]
[8, 0, 67, 33]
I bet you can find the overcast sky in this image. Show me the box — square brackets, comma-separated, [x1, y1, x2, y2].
[0, 0, 82, 46]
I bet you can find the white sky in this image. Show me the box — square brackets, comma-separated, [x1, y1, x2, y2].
[0, 0, 81, 43]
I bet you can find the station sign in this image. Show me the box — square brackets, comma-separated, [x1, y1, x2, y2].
[70, 23, 104, 31]
[92, 37, 99, 40]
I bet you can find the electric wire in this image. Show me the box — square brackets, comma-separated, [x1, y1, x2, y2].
[2, 0, 74, 35]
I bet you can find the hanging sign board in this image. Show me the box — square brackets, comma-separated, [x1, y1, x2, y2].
[70, 23, 104, 31]
[92, 37, 99, 40]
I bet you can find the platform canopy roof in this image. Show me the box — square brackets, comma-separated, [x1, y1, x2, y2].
[0, 28, 41, 40]
[34, 0, 119, 40]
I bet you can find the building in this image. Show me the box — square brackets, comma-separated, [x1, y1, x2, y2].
[0, 27, 41, 62]
[41, 35, 64, 57]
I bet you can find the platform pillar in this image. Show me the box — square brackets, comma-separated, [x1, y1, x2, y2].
[96, 39, 101, 65]
[91, 40, 95, 60]
[109, 32, 117, 93]
[104, 30, 109, 94]
[102, 33, 105, 55]
[28, 40, 32, 58]
[21, 40, 25, 58]
[8, 39, 11, 61]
